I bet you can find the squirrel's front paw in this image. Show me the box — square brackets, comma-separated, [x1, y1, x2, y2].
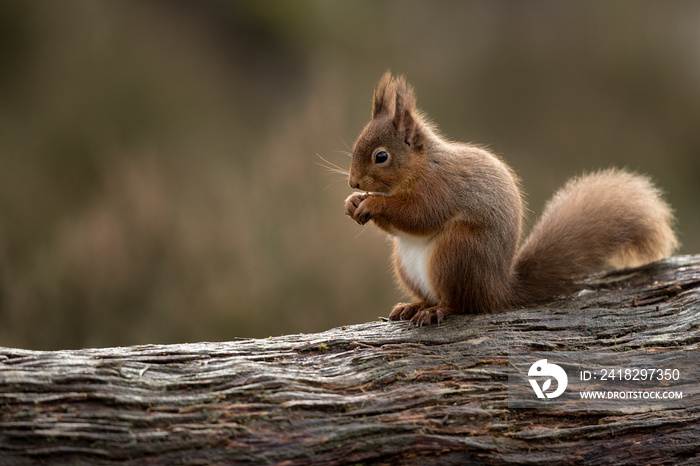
[344, 192, 367, 223]
[345, 192, 376, 225]
[352, 199, 374, 225]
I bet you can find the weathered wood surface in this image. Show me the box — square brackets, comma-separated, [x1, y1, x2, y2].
[1, 255, 700, 465]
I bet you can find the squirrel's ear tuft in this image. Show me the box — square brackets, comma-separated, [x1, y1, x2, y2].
[372, 72, 423, 148]
[372, 71, 394, 119]
[393, 76, 423, 149]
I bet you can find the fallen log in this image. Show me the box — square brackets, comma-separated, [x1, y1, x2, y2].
[2, 255, 700, 465]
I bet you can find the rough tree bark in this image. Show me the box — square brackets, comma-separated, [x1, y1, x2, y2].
[1, 255, 700, 465]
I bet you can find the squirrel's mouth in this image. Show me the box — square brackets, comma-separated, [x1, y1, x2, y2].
[352, 180, 392, 196]
[349, 171, 397, 196]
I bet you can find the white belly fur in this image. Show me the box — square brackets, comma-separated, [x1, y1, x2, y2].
[394, 233, 437, 302]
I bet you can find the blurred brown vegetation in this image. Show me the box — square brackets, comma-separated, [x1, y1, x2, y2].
[0, 1, 698, 350]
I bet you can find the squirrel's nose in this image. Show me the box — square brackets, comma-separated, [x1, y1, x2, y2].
[349, 175, 360, 190]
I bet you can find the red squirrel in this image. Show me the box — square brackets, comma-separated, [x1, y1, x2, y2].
[344, 72, 678, 326]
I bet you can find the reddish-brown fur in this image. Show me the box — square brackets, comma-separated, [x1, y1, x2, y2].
[345, 73, 678, 326]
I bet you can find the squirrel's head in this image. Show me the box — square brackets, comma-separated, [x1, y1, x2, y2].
[349, 73, 427, 195]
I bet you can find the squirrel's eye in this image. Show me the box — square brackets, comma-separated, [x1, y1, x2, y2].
[374, 151, 389, 164]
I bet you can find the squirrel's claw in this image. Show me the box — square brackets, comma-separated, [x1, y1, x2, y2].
[410, 308, 446, 327]
[389, 301, 429, 321]
[390, 302, 450, 326]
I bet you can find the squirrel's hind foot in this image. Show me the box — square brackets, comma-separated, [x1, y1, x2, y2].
[410, 306, 454, 327]
[389, 301, 430, 321]
[389, 301, 453, 326]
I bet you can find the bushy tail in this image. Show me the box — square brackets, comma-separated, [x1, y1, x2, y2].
[513, 169, 678, 306]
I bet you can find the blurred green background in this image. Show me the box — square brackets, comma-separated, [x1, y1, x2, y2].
[1, 1, 698, 350]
